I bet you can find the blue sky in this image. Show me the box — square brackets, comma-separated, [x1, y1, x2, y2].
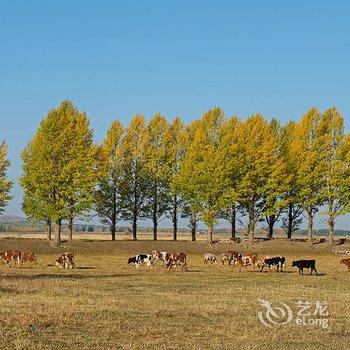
[1, 1, 350, 228]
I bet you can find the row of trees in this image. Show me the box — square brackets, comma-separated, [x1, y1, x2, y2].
[16, 101, 350, 245]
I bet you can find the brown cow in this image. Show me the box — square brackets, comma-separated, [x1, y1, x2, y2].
[0, 249, 22, 267]
[165, 252, 187, 271]
[340, 258, 350, 271]
[21, 250, 37, 264]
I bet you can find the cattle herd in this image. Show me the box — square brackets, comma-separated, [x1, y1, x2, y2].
[0, 248, 349, 275]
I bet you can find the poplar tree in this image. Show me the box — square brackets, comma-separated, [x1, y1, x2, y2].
[318, 107, 350, 244]
[0, 141, 12, 215]
[94, 121, 124, 241]
[235, 114, 286, 245]
[21, 100, 96, 243]
[262, 118, 290, 238]
[119, 114, 149, 240]
[291, 108, 323, 245]
[65, 110, 97, 240]
[220, 115, 240, 239]
[166, 117, 187, 241]
[280, 121, 303, 239]
[178, 108, 229, 243]
[144, 114, 170, 240]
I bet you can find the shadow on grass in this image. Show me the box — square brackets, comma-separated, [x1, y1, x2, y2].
[0, 273, 135, 280]
[0, 287, 19, 294]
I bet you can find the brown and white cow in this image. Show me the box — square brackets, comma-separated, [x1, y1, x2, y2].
[221, 253, 230, 265]
[227, 251, 242, 265]
[164, 252, 187, 271]
[0, 249, 22, 267]
[55, 252, 75, 270]
[234, 255, 254, 271]
[151, 250, 168, 264]
[340, 258, 350, 271]
[21, 250, 37, 264]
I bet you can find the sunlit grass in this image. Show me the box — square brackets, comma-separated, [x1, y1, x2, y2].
[0, 238, 349, 349]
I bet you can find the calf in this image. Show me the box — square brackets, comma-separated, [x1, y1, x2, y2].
[227, 251, 242, 265]
[21, 250, 37, 264]
[234, 255, 254, 271]
[340, 258, 350, 271]
[165, 252, 187, 271]
[0, 249, 22, 267]
[127, 254, 154, 269]
[246, 252, 259, 267]
[262, 256, 286, 272]
[221, 253, 230, 265]
[204, 253, 216, 264]
[55, 252, 75, 270]
[151, 250, 167, 264]
[292, 259, 318, 275]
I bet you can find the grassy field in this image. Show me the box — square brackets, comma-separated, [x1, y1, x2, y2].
[0, 238, 349, 350]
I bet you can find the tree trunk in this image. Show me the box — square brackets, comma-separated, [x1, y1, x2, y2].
[46, 220, 52, 241]
[153, 190, 158, 241]
[173, 195, 178, 241]
[307, 208, 314, 245]
[132, 214, 137, 241]
[267, 215, 276, 239]
[110, 188, 117, 241]
[287, 203, 293, 240]
[68, 216, 73, 241]
[191, 211, 197, 242]
[208, 225, 213, 244]
[230, 203, 236, 239]
[328, 216, 334, 246]
[110, 223, 116, 241]
[247, 203, 255, 245]
[55, 219, 62, 244]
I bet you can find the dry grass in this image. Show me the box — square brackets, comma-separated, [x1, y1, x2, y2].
[0, 238, 349, 350]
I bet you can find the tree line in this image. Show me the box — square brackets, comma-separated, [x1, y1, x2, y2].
[1, 100, 349, 245]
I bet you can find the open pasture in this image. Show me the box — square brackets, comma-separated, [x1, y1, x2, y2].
[0, 238, 349, 350]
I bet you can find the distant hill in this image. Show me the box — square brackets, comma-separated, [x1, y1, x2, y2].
[0, 215, 27, 223]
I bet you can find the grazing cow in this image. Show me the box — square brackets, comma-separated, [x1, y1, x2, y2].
[55, 252, 75, 270]
[21, 250, 37, 264]
[340, 258, 350, 271]
[246, 252, 259, 267]
[165, 252, 187, 271]
[151, 250, 168, 264]
[256, 258, 266, 270]
[292, 259, 318, 275]
[0, 249, 22, 267]
[262, 256, 286, 272]
[221, 253, 230, 265]
[127, 254, 154, 269]
[233, 255, 255, 271]
[204, 253, 216, 264]
[227, 251, 242, 265]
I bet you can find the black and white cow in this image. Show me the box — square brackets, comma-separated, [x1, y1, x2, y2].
[127, 254, 154, 269]
[262, 256, 286, 272]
